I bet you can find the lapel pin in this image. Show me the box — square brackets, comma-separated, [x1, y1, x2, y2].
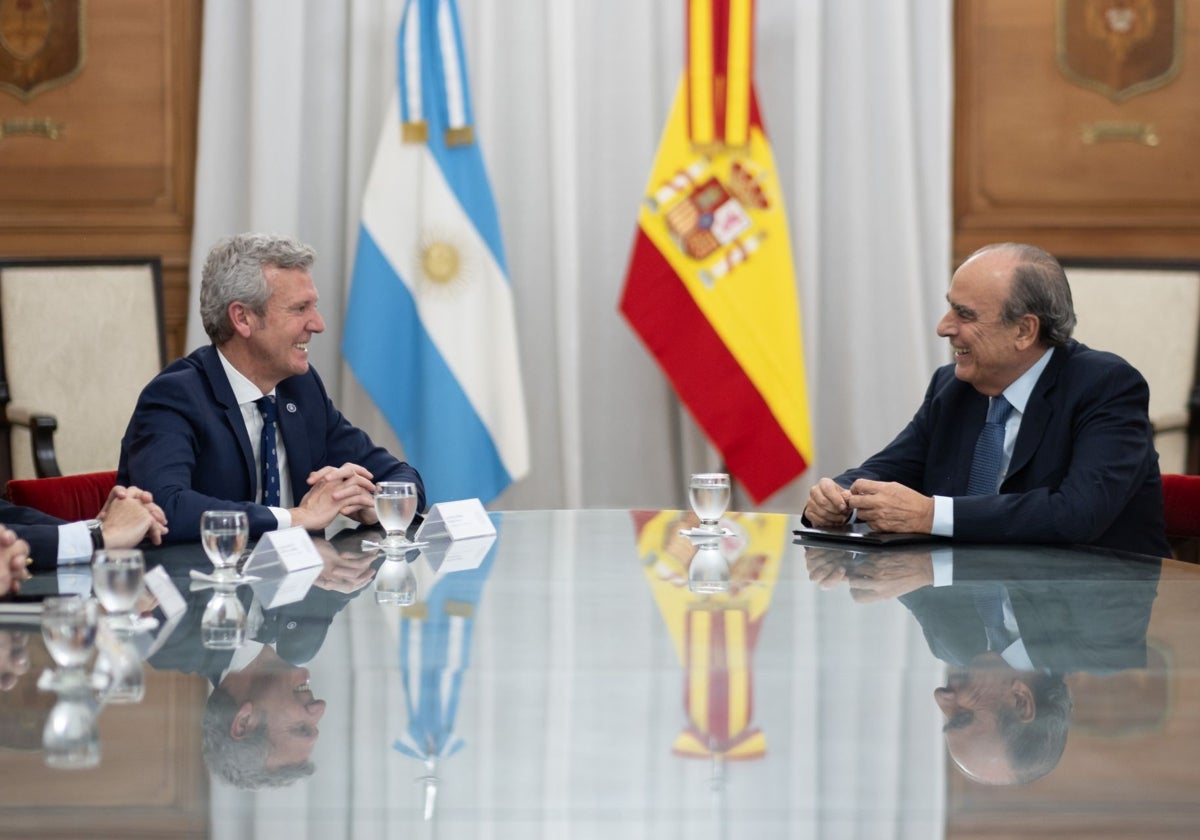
[286, 402, 297, 413]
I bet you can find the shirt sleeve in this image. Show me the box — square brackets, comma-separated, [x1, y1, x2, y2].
[57, 521, 93, 564]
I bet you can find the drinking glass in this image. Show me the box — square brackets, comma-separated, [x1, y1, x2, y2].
[201, 588, 246, 650]
[689, 473, 731, 532]
[40, 596, 98, 678]
[91, 549, 145, 630]
[374, 482, 419, 551]
[43, 690, 101, 769]
[688, 542, 731, 594]
[374, 556, 417, 606]
[201, 510, 249, 581]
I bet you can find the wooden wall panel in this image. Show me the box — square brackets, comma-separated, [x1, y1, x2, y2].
[955, 0, 1200, 261]
[0, 0, 201, 360]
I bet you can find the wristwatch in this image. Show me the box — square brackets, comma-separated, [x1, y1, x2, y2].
[84, 518, 105, 551]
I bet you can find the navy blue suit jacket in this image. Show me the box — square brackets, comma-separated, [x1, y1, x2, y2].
[118, 345, 424, 543]
[836, 340, 1169, 556]
[0, 499, 66, 571]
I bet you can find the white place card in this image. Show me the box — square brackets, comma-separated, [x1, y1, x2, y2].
[415, 498, 497, 541]
[243, 527, 323, 577]
[140, 566, 187, 658]
[144, 565, 186, 620]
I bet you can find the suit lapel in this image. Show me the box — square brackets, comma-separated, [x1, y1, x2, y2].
[275, 384, 312, 498]
[952, 392, 989, 496]
[199, 346, 259, 498]
[1006, 342, 1072, 485]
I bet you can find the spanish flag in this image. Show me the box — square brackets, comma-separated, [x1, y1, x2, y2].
[620, 0, 812, 502]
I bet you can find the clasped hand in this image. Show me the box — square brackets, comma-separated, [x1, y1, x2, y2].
[292, 463, 378, 531]
[804, 477, 934, 534]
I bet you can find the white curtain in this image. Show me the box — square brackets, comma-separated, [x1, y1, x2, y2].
[186, 0, 952, 514]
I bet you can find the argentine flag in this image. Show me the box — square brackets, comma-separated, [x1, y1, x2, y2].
[344, 0, 529, 505]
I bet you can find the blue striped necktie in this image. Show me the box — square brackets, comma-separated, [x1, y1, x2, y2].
[966, 396, 1012, 496]
[256, 396, 280, 507]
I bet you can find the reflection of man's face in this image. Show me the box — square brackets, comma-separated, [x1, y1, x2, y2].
[933, 655, 1034, 785]
[249, 664, 327, 769]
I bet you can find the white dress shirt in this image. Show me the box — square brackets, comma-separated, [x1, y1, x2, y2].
[217, 349, 294, 528]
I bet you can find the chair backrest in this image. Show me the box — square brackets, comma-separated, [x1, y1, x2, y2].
[0, 259, 165, 480]
[1161, 473, 1200, 540]
[6, 470, 118, 521]
[1066, 266, 1200, 474]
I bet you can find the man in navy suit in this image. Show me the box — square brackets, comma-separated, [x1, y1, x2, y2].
[119, 233, 423, 543]
[804, 242, 1169, 556]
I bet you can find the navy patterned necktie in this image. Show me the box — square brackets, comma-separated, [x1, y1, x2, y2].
[966, 396, 1012, 496]
[256, 395, 280, 507]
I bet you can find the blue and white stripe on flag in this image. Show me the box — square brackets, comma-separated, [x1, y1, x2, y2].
[344, 0, 529, 505]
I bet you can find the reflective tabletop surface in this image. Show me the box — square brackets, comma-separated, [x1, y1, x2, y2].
[1, 509, 1198, 839]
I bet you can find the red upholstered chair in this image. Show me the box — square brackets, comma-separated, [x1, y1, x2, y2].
[1162, 473, 1200, 563]
[6, 470, 118, 521]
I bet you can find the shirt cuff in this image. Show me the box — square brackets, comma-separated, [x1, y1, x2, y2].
[931, 495, 953, 537]
[57, 522, 93, 564]
[270, 507, 292, 530]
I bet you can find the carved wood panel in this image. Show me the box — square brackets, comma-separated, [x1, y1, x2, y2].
[955, 0, 1200, 261]
[0, 0, 201, 360]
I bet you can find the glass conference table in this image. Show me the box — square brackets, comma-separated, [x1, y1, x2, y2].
[0, 509, 1197, 839]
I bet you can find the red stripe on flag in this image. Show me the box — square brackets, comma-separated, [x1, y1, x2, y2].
[620, 229, 807, 502]
[708, 610, 730, 743]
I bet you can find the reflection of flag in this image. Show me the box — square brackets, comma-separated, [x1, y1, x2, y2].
[620, 0, 812, 503]
[394, 530, 498, 762]
[635, 509, 785, 759]
[344, 0, 529, 505]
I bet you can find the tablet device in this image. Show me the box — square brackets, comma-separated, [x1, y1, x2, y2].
[792, 523, 944, 547]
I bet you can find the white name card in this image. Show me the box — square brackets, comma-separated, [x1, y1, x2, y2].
[243, 526, 323, 576]
[415, 498, 496, 541]
[140, 566, 187, 658]
[144, 565, 186, 620]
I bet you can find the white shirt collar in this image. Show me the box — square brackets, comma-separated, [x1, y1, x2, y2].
[1001, 347, 1054, 415]
[216, 346, 275, 405]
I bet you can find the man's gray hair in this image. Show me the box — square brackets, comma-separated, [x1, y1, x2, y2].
[970, 242, 1076, 347]
[1000, 672, 1073, 785]
[201, 687, 315, 790]
[199, 233, 317, 344]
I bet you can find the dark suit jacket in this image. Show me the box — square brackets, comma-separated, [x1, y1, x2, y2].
[118, 344, 424, 543]
[0, 499, 66, 572]
[836, 340, 1169, 556]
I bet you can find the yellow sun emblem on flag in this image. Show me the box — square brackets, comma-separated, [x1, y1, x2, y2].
[416, 230, 474, 296]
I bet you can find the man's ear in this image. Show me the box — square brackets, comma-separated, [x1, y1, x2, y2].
[231, 701, 255, 739]
[1014, 313, 1040, 350]
[1011, 679, 1036, 723]
[228, 301, 256, 338]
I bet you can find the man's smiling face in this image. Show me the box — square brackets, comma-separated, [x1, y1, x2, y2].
[935, 250, 1036, 397]
[242, 265, 326, 392]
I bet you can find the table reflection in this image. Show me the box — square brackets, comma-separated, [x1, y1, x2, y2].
[0, 511, 1195, 839]
[804, 543, 1160, 787]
